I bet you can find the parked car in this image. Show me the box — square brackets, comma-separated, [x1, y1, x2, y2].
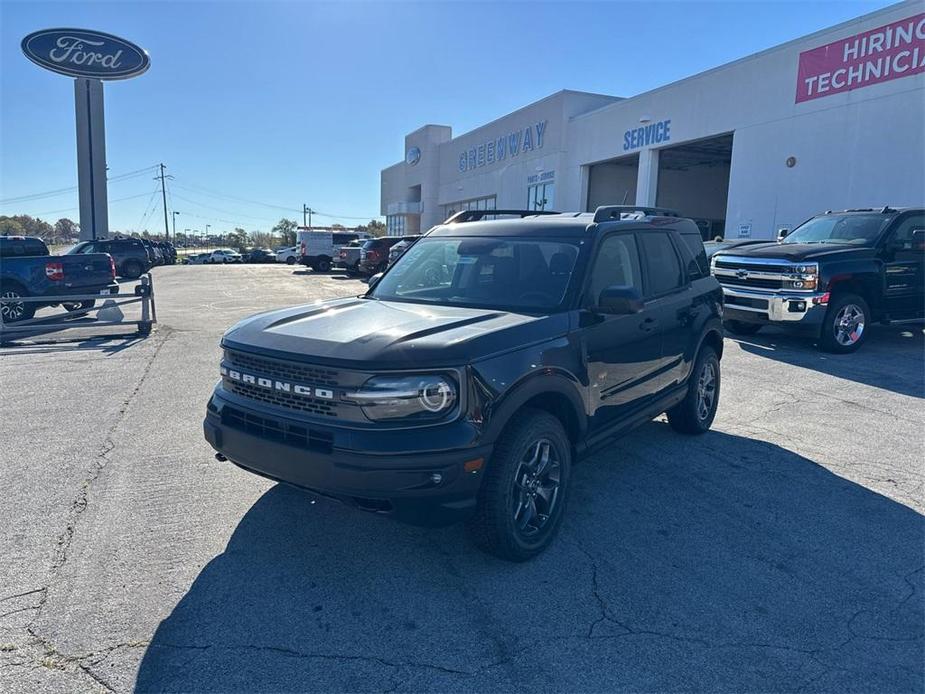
[334, 240, 364, 276]
[298, 231, 360, 272]
[712, 206, 924, 352]
[208, 249, 243, 264]
[1, 236, 118, 322]
[67, 237, 151, 279]
[204, 205, 723, 561]
[357, 236, 407, 275]
[276, 246, 299, 265]
[387, 235, 422, 267]
[246, 248, 276, 264]
[185, 253, 211, 265]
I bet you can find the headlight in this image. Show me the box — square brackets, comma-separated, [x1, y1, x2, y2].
[784, 263, 818, 290]
[346, 374, 458, 421]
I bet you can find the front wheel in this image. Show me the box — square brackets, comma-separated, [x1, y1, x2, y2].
[467, 409, 571, 562]
[819, 293, 870, 353]
[121, 261, 143, 280]
[286, 256, 296, 265]
[315, 258, 332, 272]
[667, 345, 720, 435]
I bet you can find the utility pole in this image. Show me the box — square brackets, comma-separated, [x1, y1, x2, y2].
[303, 204, 313, 230]
[155, 163, 173, 242]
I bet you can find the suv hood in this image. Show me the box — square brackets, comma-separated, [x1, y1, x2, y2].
[716, 242, 873, 262]
[222, 297, 568, 369]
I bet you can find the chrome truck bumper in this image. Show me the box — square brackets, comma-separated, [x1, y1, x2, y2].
[721, 286, 829, 325]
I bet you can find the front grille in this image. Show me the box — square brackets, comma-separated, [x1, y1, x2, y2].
[222, 406, 333, 453]
[224, 380, 337, 417]
[719, 276, 783, 290]
[714, 259, 791, 273]
[225, 349, 339, 388]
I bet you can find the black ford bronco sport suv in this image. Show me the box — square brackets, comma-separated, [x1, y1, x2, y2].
[713, 207, 924, 352]
[204, 206, 724, 560]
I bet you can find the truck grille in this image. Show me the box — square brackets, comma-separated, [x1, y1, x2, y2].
[224, 349, 339, 387]
[712, 257, 803, 292]
[225, 380, 337, 417]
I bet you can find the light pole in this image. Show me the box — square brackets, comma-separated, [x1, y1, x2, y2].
[172, 211, 179, 242]
[205, 224, 211, 250]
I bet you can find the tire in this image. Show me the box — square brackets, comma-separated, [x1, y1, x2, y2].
[286, 256, 296, 265]
[122, 260, 143, 280]
[0, 284, 35, 323]
[666, 345, 720, 435]
[819, 293, 870, 353]
[724, 319, 762, 336]
[316, 258, 332, 273]
[467, 409, 571, 562]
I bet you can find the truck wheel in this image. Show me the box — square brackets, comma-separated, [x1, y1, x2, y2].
[316, 258, 332, 272]
[724, 320, 762, 336]
[819, 293, 870, 353]
[286, 256, 296, 265]
[467, 409, 571, 562]
[122, 261, 143, 279]
[666, 345, 720, 435]
[0, 284, 35, 323]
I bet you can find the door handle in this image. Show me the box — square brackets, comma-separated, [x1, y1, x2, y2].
[639, 317, 658, 332]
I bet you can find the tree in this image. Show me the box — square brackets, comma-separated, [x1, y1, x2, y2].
[55, 218, 79, 241]
[226, 228, 249, 252]
[0, 216, 25, 236]
[365, 219, 387, 237]
[0, 214, 54, 240]
[272, 218, 298, 246]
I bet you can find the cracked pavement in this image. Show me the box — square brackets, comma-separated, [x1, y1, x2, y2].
[1, 264, 922, 692]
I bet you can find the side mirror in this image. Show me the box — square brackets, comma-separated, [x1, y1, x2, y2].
[777, 227, 791, 241]
[366, 272, 383, 288]
[911, 229, 925, 251]
[597, 285, 644, 315]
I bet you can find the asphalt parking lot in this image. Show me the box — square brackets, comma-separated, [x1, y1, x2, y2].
[1, 263, 922, 693]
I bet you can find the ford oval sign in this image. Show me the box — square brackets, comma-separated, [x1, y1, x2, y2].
[21, 28, 150, 80]
[406, 146, 422, 166]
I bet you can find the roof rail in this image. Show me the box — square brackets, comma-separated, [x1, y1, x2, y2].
[443, 209, 559, 224]
[592, 205, 679, 223]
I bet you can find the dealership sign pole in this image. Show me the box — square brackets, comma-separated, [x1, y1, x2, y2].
[21, 29, 150, 241]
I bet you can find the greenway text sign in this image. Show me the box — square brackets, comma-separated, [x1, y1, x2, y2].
[796, 13, 924, 103]
[21, 28, 150, 80]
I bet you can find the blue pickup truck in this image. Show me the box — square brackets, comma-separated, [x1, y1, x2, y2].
[0, 236, 118, 322]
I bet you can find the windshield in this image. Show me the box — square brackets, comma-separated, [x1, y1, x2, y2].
[783, 213, 888, 245]
[369, 236, 580, 312]
[65, 243, 88, 254]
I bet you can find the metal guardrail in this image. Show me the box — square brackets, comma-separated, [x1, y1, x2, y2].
[0, 273, 157, 342]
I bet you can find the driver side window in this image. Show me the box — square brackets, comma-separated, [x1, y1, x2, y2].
[587, 234, 643, 306]
[888, 214, 924, 253]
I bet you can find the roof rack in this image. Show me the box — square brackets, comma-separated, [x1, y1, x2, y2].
[443, 209, 559, 224]
[592, 205, 679, 223]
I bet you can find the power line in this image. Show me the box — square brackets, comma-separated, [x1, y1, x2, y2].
[31, 191, 157, 217]
[0, 165, 159, 205]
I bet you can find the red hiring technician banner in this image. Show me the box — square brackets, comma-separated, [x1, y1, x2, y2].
[795, 13, 925, 103]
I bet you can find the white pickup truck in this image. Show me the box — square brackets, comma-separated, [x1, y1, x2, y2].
[297, 231, 361, 272]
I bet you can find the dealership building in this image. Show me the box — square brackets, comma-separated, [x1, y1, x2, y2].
[381, 2, 924, 240]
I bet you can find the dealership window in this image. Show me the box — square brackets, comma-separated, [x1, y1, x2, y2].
[527, 182, 555, 211]
[442, 195, 496, 221]
[386, 215, 406, 236]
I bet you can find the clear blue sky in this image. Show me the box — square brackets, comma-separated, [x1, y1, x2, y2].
[0, 1, 892, 235]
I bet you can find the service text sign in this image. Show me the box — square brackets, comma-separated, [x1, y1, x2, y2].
[795, 13, 925, 103]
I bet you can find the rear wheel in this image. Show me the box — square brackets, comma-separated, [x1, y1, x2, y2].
[316, 257, 332, 272]
[467, 409, 571, 562]
[122, 260, 143, 279]
[819, 293, 870, 353]
[667, 345, 720, 435]
[0, 284, 35, 323]
[724, 319, 762, 336]
[286, 256, 296, 265]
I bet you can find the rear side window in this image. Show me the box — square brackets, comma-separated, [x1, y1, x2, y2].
[639, 232, 683, 296]
[0, 238, 48, 257]
[678, 231, 709, 278]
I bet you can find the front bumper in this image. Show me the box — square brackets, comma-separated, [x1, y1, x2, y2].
[721, 286, 828, 326]
[203, 387, 491, 526]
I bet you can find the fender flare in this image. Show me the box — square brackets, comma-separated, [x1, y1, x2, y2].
[482, 369, 587, 445]
[695, 318, 725, 362]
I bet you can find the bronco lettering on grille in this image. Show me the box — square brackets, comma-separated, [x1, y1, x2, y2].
[221, 366, 334, 399]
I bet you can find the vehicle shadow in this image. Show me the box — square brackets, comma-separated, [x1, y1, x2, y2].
[135, 423, 923, 692]
[730, 324, 924, 399]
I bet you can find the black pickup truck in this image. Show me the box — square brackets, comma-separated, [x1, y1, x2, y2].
[0, 236, 118, 322]
[204, 206, 724, 560]
[713, 207, 924, 352]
